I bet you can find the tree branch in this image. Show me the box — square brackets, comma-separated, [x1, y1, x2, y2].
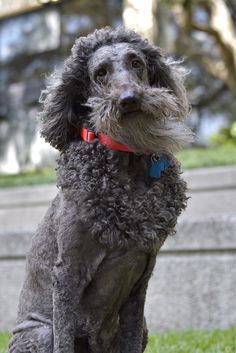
[191, 82, 227, 108]
[187, 52, 228, 82]
[190, 22, 217, 36]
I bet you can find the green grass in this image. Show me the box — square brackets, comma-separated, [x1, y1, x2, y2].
[1, 329, 236, 353]
[0, 167, 56, 188]
[0, 145, 236, 188]
[146, 328, 236, 353]
[0, 333, 11, 353]
[177, 144, 236, 170]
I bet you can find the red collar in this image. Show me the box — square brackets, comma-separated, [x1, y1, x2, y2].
[80, 127, 133, 152]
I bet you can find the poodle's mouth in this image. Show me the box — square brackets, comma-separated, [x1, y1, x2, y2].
[120, 109, 143, 119]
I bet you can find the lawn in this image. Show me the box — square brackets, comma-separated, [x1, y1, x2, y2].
[177, 144, 236, 170]
[0, 145, 236, 188]
[0, 333, 11, 353]
[1, 328, 236, 353]
[146, 328, 236, 353]
[0, 167, 56, 188]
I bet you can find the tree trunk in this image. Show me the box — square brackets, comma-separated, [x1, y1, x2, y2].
[175, 0, 236, 95]
[123, 0, 158, 43]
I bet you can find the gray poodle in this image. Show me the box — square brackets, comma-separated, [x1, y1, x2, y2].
[8, 27, 193, 353]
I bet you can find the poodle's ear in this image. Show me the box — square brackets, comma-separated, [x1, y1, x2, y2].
[147, 49, 190, 119]
[39, 58, 90, 151]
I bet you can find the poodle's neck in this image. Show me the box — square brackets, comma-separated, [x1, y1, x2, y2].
[80, 126, 134, 153]
[78, 131, 172, 180]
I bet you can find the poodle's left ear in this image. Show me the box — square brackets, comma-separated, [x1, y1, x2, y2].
[39, 57, 90, 151]
[146, 48, 190, 119]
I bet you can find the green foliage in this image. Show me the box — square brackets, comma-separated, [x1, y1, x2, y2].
[1, 329, 236, 353]
[210, 121, 236, 146]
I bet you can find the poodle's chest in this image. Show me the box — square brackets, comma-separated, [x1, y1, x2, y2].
[74, 172, 173, 251]
[58, 146, 186, 251]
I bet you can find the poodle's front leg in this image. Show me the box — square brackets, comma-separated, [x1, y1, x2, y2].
[53, 244, 106, 353]
[52, 263, 79, 353]
[118, 253, 157, 353]
[52, 205, 106, 353]
[118, 293, 147, 353]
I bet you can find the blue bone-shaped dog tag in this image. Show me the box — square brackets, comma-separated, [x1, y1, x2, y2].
[149, 154, 171, 179]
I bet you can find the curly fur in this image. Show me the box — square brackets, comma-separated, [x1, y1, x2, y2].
[57, 142, 187, 251]
[9, 27, 191, 353]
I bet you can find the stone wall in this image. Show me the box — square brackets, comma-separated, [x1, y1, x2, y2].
[0, 166, 236, 331]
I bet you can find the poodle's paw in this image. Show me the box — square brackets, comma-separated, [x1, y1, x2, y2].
[8, 316, 53, 353]
[8, 337, 37, 353]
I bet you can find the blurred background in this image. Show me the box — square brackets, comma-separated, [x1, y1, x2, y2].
[0, 1, 236, 352]
[0, 0, 236, 175]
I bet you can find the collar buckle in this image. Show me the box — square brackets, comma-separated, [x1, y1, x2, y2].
[80, 127, 95, 142]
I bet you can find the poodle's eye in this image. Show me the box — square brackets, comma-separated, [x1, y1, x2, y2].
[96, 68, 107, 78]
[131, 59, 143, 69]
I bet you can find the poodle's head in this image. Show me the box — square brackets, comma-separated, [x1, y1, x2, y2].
[40, 27, 193, 153]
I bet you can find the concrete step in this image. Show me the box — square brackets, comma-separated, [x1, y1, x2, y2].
[183, 165, 236, 191]
[1, 214, 236, 258]
[0, 184, 57, 208]
[165, 214, 236, 251]
[0, 205, 47, 233]
[146, 251, 236, 331]
[0, 166, 235, 233]
[1, 190, 235, 232]
[181, 189, 236, 221]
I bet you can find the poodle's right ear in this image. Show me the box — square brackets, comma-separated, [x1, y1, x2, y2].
[39, 58, 90, 151]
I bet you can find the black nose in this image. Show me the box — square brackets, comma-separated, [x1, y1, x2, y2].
[119, 91, 140, 111]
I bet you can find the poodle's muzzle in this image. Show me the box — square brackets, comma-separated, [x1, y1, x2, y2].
[86, 82, 192, 154]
